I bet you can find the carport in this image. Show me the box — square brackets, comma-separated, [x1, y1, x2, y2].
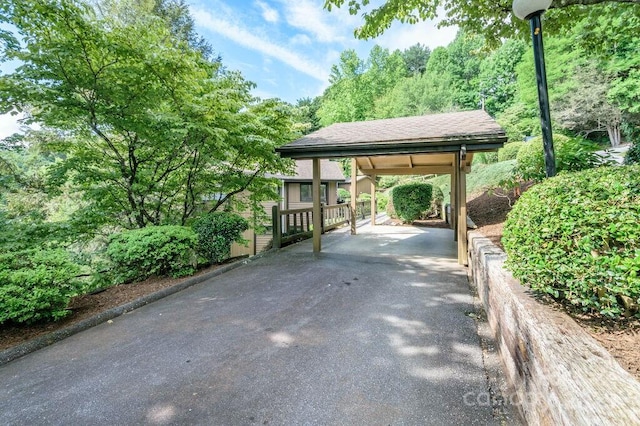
[276, 110, 507, 265]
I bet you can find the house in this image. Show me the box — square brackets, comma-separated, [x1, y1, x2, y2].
[231, 159, 346, 257]
[338, 175, 375, 199]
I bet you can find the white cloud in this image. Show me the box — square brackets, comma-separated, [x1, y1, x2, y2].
[255, 1, 279, 23]
[289, 33, 312, 46]
[375, 20, 458, 52]
[0, 113, 23, 140]
[279, 0, 356, 44]
[192, 8, 329, 82]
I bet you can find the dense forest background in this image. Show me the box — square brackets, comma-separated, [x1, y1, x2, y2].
[0, 0, 638, 323]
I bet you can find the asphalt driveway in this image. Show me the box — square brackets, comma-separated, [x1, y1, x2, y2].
[0, 224, 500, 425]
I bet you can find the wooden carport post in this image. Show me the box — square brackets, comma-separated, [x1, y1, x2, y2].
[370, 174, 377, 226]
[350, 158, 357, 235]
[312, 158, 322, 253]
[456, 147, 468, 265]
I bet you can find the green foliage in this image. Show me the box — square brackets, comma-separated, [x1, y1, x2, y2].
[428, 186, 444, 217]
[401, 43, 431, 76]
[626, 142, 640, 165]
[390, 183, 433, 223]
[0, 0, 294, 229]
[516, 134, 601, 182]
[0, 248, 81, 324]
[498, 142, 525, 162]
[324, 0, 624, 47]
[474, 152, 498, 165]
[478, 39, 527, 115]
[337, 188, 350, 202]
[378, 175, 401, 189]
[357, 193, 371, 202]
[317, 46, 406, 125]
[192, 212, 249, 264]
[503, 166, 640, 318]
[106, 226, 197, 284]
[376, 192, 389, 211]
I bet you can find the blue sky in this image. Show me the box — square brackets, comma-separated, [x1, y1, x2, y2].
[190, 0, 457, 103]
[0, 0, 457, 138]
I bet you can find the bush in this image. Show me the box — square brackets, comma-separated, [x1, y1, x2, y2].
[498, 141, 525, 162]
[390, 183, 433, 223]
[379, 175, 401, 189]
[625, 141, 640, 165]
[0, 249, 81, 324]
[106, 226, 197, 284]
[516, 134, 600, 182]
[427, 186, 444, 217]
[337, 188, 350, 202]
[192, 212, 249, 265]
[503, 166, 640, 318]
[376, 192, 389, 212]
[358, 193, 371, 202]
[474, 152, 499, 165]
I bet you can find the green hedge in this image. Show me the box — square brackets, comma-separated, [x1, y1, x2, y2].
[0, 249, 81, 324]
[498, 141, 525, 162]
[626, 141, 640, 165]
[516, 134, 600, 182]
[106, 226, 197, 284]
[503, 166, 640, 318]
[390, 183, 433, 223]
[192, 212, 248, 264]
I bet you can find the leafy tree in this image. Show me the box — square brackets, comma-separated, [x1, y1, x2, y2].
[294, 97, 322, 134]
[478, 39, 526, 115]
[0, 0, 294, 230]
[317, 46, 406, 126]
[324, 0, 638, 45]
[554, 63, 623, 146]
[401, 43, 431, 76]
[373, 71, 453, 118]
[444, 32, 486, 110]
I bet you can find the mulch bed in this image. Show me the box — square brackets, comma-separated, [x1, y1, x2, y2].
[0, 262, 236, 352]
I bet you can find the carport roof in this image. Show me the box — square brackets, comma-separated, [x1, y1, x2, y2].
[277, 110, 506, 159]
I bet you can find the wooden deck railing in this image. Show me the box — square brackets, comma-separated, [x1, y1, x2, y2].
[271, 201, 370, 249]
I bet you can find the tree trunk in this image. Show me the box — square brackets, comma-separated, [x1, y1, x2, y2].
[607, 124, 621, 148]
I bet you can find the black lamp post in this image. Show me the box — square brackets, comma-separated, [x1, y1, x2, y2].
[513, 0, 556, 177]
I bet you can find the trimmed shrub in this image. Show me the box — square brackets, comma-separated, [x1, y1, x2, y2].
[516, 134, 600, 182]
[498, 141, 525, 162]
[503, 166, 640, 318]
[106, 226, 197, 284]
[192, 212, 249, 265]
[625, 141, 640, 165]
[390, 183, 433, 223]
[0, 249, 81, 324]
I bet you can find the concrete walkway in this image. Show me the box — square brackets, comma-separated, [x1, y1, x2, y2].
[0, 224, 499, 425]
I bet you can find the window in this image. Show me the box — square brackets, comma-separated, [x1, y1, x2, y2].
[300, 183, 327, 203]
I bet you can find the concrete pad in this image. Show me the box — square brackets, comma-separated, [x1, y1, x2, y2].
[0, 225, 498, 425]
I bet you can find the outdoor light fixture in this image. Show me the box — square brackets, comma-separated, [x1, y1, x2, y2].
[513, 0, 556, 177]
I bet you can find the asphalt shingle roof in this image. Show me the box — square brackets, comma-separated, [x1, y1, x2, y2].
[277, 110, 506, 159]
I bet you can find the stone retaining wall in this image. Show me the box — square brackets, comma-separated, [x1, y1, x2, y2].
[468, 231, 640, 425]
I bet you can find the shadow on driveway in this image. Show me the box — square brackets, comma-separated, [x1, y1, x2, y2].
[0, 225, 501, 425]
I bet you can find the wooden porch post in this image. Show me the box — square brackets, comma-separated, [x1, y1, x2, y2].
[312, 158, 322, 253]
[457, 148, 468, 265]
[452, 155, 458, 242]
[350, 158, 357, 235]
[370, 174, 377, 226]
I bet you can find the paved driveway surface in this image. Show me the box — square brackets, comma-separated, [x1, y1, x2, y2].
[0, 225, 498, 425]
